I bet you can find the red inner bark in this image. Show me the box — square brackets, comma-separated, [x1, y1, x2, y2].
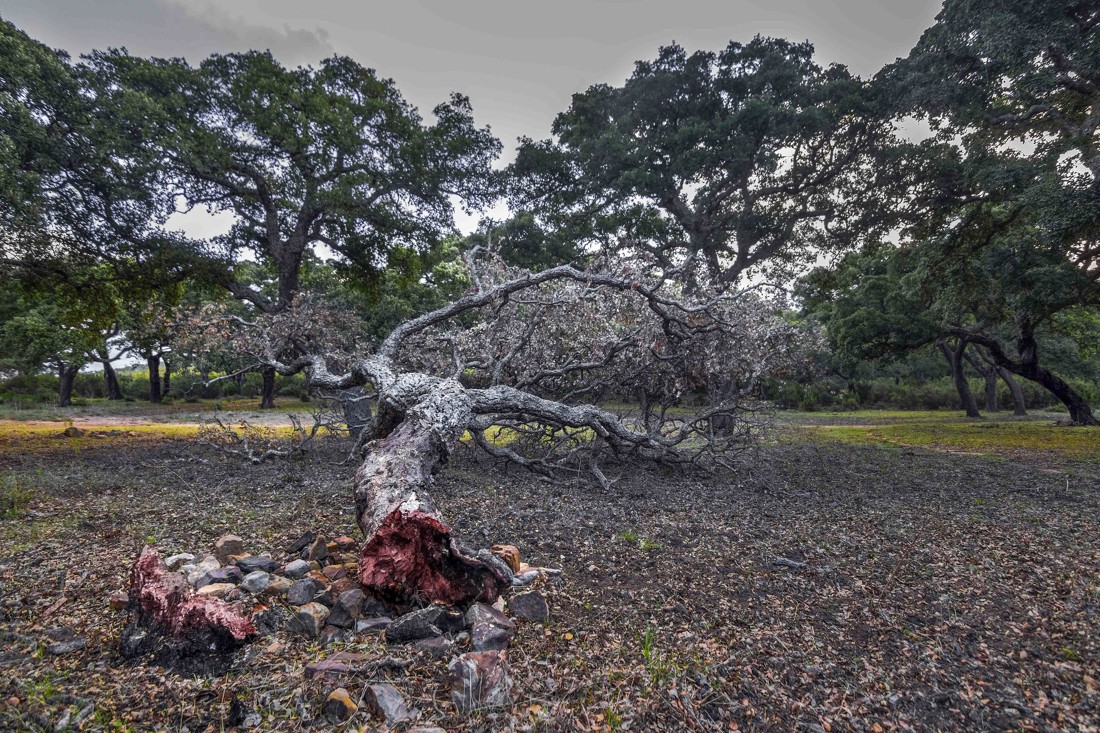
[358, 509, 506, 605]
[131, 547, 255, 640]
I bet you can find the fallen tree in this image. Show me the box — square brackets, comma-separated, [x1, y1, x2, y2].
[210, 252, 809, 604]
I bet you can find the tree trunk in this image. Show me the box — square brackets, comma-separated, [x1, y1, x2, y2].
[938, 340, 982, 418]
[162, 358, 171, 397]
[963, 328, 1097, 425]
[998, 367, 1027, 416]
[148, 354, 162, 404]
[102, 359, 124, 401]
[260, 367, 276, 409]
[58, 363, 79, 407]
[963, 349, 998, 411]
[354, 379, 510, 605]
[340, 387, 373, 440]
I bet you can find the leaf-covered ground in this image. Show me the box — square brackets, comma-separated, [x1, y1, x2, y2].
[0, 415, 1097, 732]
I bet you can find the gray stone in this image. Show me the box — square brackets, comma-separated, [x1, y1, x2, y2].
[182, 555, 220, 586]
[319, 625, 351, 647]
[293, 602, 330, 637]
[363, 683, 410, 725]
[471, 622, 513, 651]
[283, 559, 311, 579]
[164, 553, 195, 571]
[46, 637, 86, 656]
[304, 536, 328, 562]
[449, 650, 512, 711]
[512, 569, 540, 586]
[414, 636, 453, 660]
[253, 606, 292, 636]
[240, 571, 271, 594]
[195, 565, 243, 589]
[386, 606, 464, 644]
[236, 555, 278, 574]
[287, 579, 320, 606]
[213, 534, 245, 563]
[326, 589, 366, 628]
[509, 590, 549, 623]
[466, 602, 515, 651]
[465, 602, 513, 630]
[286, 531, 315, 555]
[354, 617, 391, 634]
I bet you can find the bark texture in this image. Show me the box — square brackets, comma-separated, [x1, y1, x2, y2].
[147, 354, 162, 403]
[57, 363, 79, 407]
[260, 366, 276, 409]
[938, 340, 981, 418]
[102, 359, 123, 400]
[354, 379, 510, 604]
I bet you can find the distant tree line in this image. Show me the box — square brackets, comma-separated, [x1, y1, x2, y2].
[1, 0, 1098, 423]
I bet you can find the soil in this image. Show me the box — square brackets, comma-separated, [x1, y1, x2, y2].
[0, 429, 1097, 732]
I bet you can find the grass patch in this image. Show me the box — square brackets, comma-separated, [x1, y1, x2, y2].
[0, 397, 315, 422]
[0, 475, 34, 519]
[789, 415, 1100, 464]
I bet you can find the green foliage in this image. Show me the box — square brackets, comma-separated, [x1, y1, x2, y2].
[91, 47, 501, 309]
[512, 37, 896, 285]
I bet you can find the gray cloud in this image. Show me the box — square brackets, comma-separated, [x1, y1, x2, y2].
[3, 0, 942, 160]
[2, 0, 332, 64]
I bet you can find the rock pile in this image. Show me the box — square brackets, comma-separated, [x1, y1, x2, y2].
[118, 531, 561, 722]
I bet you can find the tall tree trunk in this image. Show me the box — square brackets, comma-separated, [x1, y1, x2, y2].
[260, 367, 276, 409]
[938, 339, 982, 418]
[58, 363, 79, 407]
[162, 358, 171, 397]
[102, 359, 123, 400]
[963, 349, 999, 411]
[148, 354, 162, 404]
[998, 367, 1027, 416]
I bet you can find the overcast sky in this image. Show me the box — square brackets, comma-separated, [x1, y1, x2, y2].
[3, 0, 943, 233]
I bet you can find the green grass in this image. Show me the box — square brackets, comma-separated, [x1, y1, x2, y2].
[0, 397, 316, 422]
[787, 412, 1100, 463]
[0, 475, 34, 519]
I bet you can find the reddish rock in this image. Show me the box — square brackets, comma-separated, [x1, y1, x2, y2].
[213, 534, 245, 563]
[333, 536, 358, 551]
[509, 590, 550, 623]
[330, 577, 358, 594]
[109, 591, 129, 611]
[322, 565, 346, 581]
